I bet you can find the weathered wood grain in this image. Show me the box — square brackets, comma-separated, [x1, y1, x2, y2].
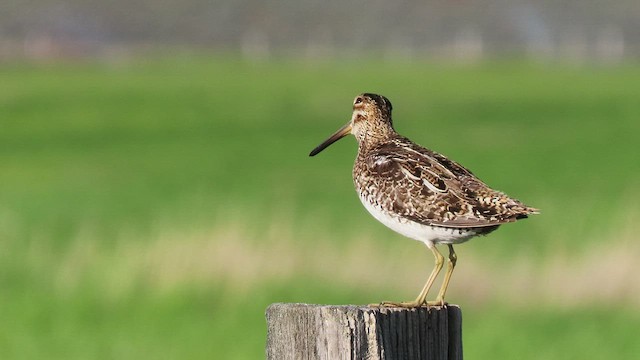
[266, 303, 462, 360]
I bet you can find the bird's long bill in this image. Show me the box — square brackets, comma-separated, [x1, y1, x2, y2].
[309, 122, 352, 156]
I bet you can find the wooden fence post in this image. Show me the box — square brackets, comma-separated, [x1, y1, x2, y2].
[266, 303, 462, 360]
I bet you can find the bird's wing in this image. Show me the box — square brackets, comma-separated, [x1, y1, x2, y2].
[365, 139, 537, 228]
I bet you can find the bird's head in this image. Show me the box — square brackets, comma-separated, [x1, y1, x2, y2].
[309, 93, 395, 156]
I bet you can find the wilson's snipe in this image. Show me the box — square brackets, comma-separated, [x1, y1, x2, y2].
[309, 93, 538, 307]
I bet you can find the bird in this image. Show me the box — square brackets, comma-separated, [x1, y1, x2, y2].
[309, 93, 538, 308]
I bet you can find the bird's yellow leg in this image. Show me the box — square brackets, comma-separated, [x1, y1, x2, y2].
[369, 244, 444, 308]
[427, 244, 457, 306]
[414, 245, 444, 305]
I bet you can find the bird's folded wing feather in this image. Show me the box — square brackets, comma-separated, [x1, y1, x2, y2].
[366, 140, 537, 228]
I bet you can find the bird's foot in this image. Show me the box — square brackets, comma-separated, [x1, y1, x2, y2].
[368, 300, 426, 308]
[425, 298, 448, 307]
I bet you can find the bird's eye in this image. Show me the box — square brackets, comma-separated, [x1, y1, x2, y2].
[354, 97, 363, 105]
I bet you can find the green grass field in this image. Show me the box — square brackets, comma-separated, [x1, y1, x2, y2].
[1, 56, 640, 359]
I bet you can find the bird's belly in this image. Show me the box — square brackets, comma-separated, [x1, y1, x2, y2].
[358, 195, 477, 245]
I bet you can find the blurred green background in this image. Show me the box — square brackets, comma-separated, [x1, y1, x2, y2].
[1, 58, 639, 359]
[2, 1, 640, 359]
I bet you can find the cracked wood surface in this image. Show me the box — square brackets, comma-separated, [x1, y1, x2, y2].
[266, 303, 462, 360]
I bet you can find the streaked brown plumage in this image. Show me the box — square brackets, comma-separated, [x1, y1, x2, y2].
[310, 93, 538, 307]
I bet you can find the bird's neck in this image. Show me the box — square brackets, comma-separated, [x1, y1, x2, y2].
[356, 127, 397, 155]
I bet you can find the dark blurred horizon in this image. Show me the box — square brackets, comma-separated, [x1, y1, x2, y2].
[2, 0, 639, 63]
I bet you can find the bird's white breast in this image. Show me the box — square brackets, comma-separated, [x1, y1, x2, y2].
[358, 194, 476, 246]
